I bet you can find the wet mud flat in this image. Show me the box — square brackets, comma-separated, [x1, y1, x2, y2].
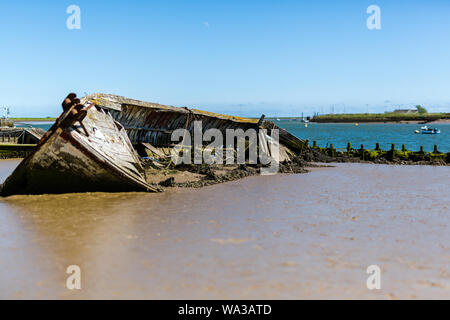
[0, 161, 449, 299]
[145, 161, 309, 189]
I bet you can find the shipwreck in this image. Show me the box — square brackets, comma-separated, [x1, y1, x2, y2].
[0, 93, 308, 196]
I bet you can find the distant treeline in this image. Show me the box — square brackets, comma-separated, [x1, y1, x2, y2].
[311, 113, 450, 123]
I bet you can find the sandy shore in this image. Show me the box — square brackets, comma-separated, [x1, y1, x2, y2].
[425, 119, 450, 124]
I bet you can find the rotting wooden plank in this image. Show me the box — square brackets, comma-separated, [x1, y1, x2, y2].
[141, 142, 168, 159]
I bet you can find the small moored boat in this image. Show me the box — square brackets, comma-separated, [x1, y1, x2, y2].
[420, 126, 440, 134]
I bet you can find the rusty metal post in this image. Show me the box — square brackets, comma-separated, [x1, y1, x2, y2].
[257, 114, 265, 127]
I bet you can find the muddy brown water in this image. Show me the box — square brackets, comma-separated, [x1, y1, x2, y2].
[0, 159, 449, 299]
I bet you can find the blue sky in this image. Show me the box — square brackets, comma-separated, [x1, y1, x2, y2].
[1, 0, 450, 117]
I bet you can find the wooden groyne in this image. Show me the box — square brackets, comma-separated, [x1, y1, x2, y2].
[308, 140, 449, 164]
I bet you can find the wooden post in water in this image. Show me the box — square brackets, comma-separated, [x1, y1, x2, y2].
[391, 144, 395, 160]
[329, 144, 335, 157]
[347, 142, 351, 155]
[420, 146, 424, 153]
[313, 140, 317, 148]
[257, 114, 266, 126]
[360, 144, 365, 160]
[402, 144, 406, 152]
[434, 145, 438, 154]
[375, 143, 380, 151]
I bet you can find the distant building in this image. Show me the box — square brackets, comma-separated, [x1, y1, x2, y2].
[393, 109, 418, 114]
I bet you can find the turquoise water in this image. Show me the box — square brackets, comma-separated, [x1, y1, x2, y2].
[275, 121, 450, 153]
[14, 121, 53, 131]
[14, 121, 450, 153]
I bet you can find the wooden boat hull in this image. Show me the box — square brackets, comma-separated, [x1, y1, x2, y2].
[1, 104, 158, 196]
[84, 94, 308, 154]
[0, 92, 308, 196]
[0, 127, 45, 144]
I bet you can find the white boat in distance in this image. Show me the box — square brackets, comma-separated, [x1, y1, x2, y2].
[420, 126, 440, 134]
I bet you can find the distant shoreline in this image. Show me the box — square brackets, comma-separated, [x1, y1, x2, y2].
[308, 119, 450, 124]
[11, 118, 57, 122]
[311, 113, 450, 124]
